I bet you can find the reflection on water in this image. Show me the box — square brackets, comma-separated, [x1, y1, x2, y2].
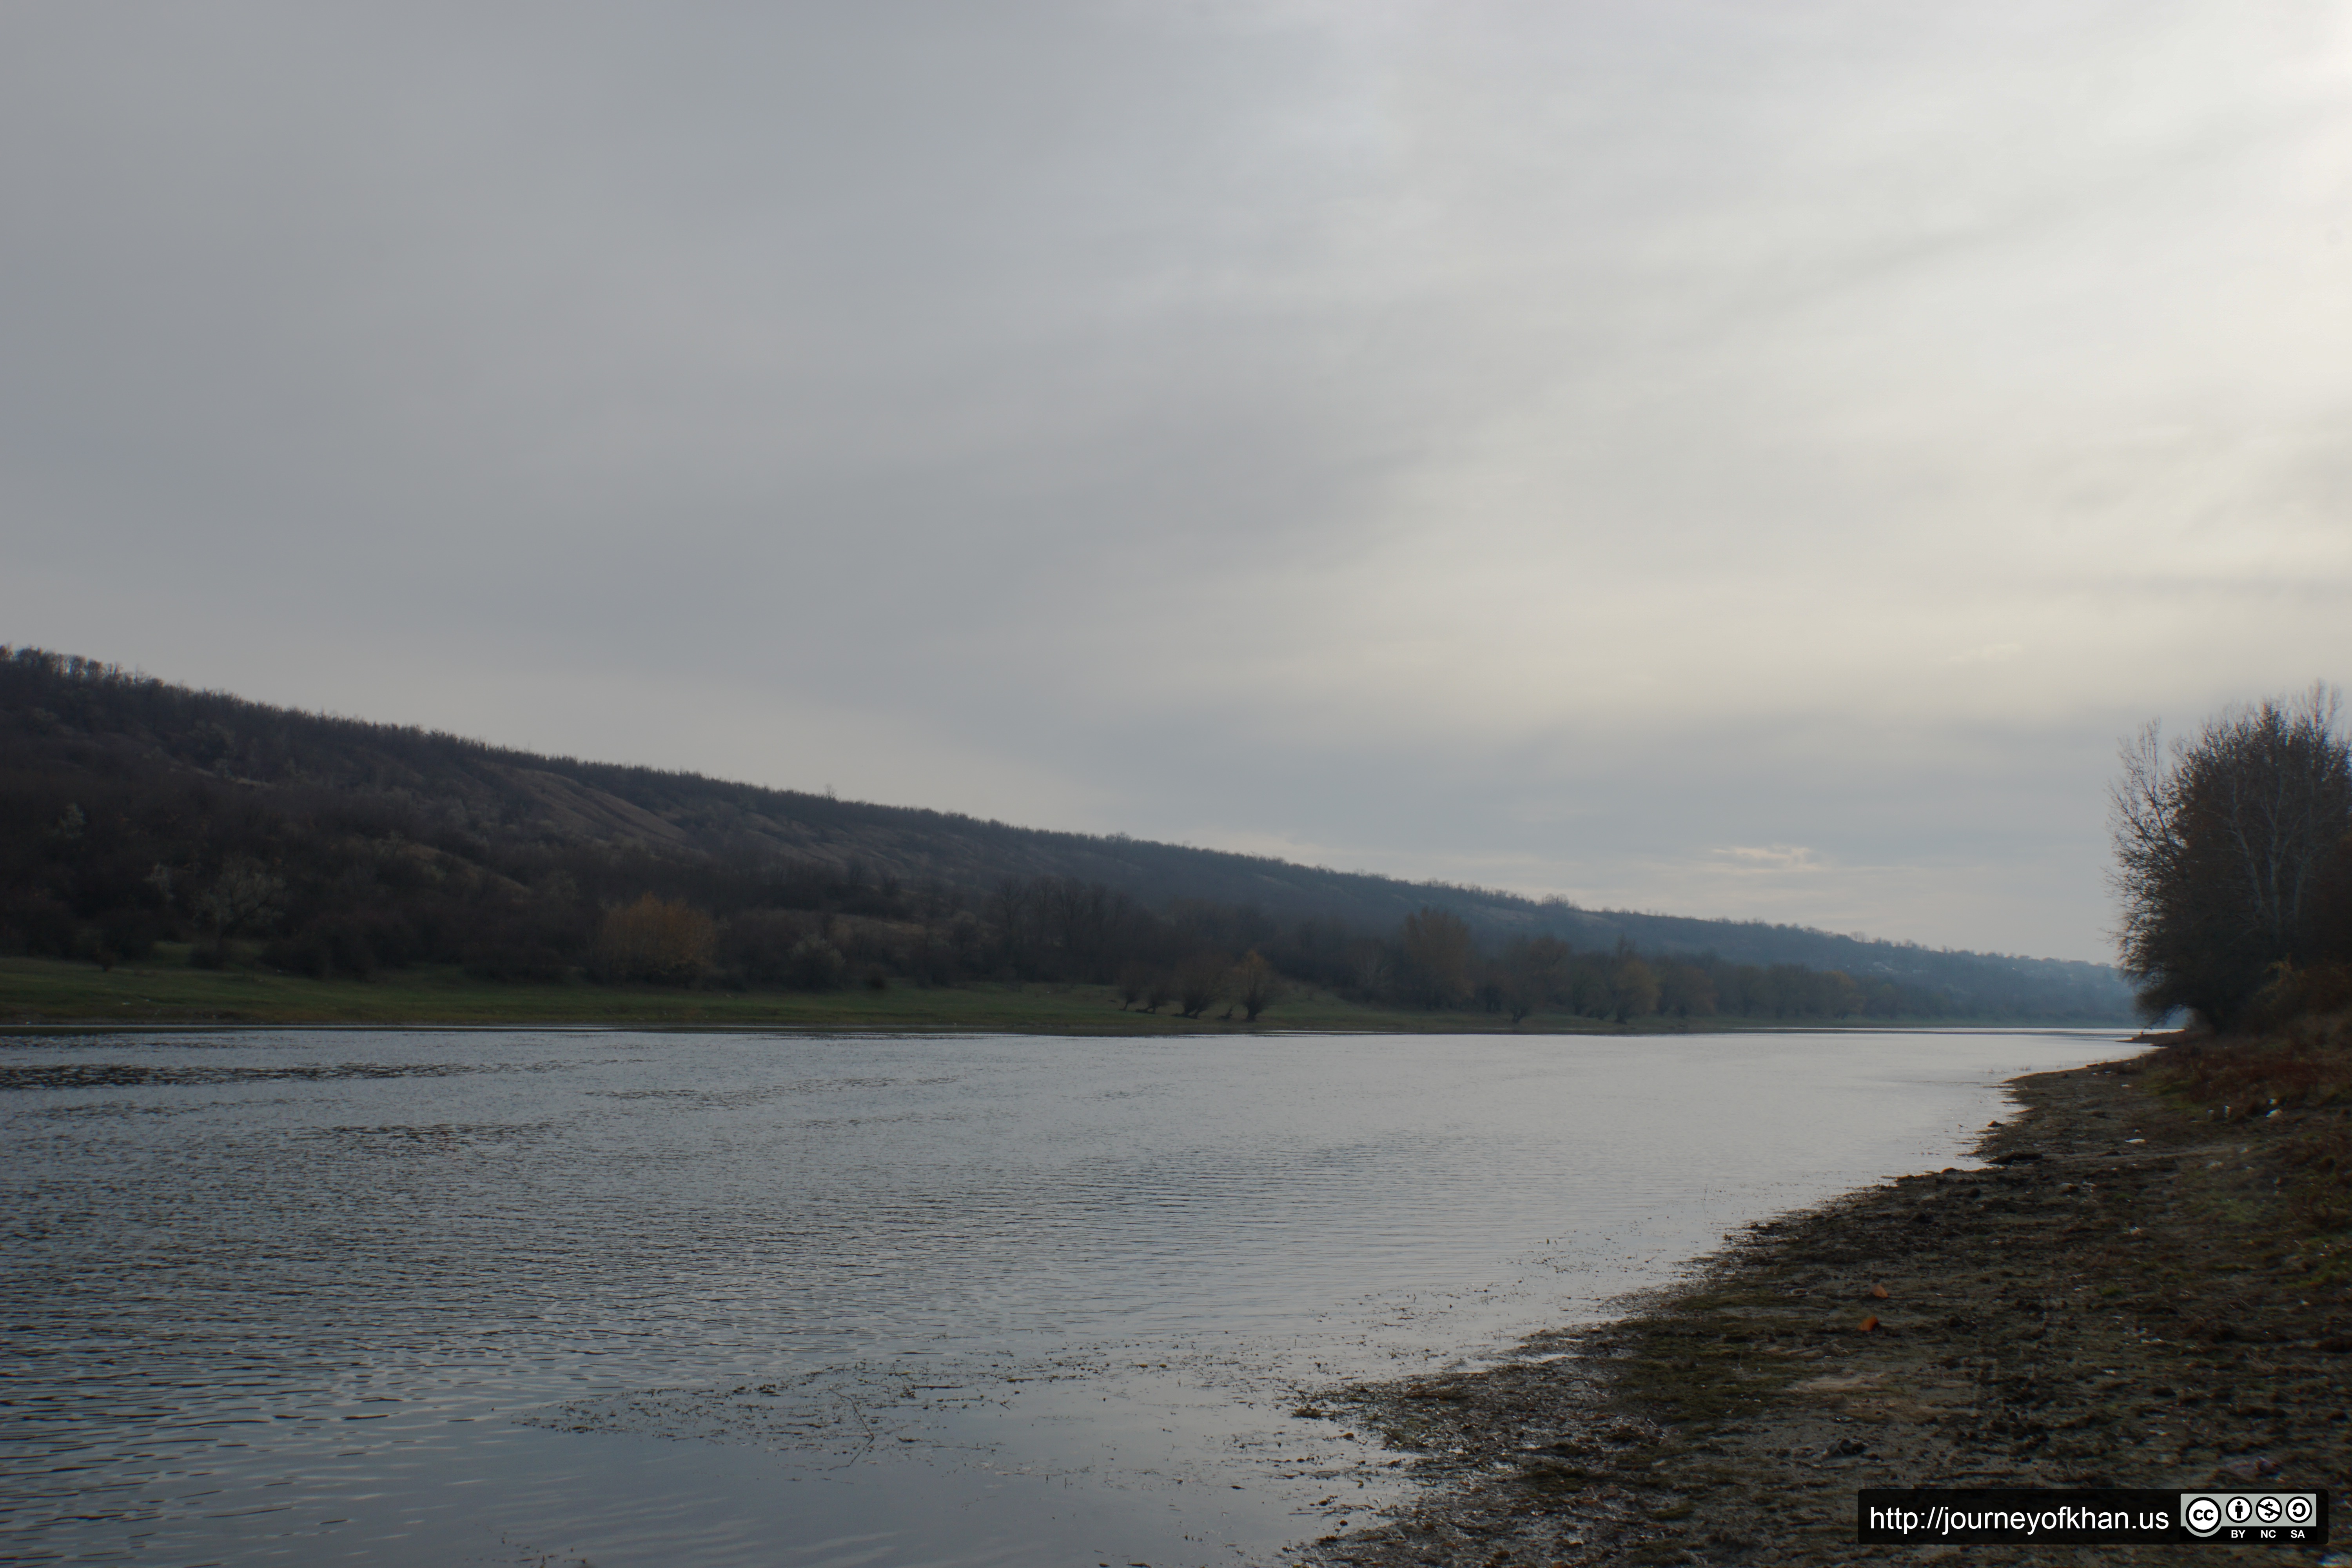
[0, 1027, 2127, 1565]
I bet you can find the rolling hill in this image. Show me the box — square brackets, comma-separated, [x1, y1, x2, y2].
[0, 646, 2134, 1020]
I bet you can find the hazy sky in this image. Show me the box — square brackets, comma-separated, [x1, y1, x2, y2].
[6, 3, 2349, 963]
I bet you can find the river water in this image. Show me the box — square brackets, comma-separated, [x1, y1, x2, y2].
[0, 1027, 2132, 1567]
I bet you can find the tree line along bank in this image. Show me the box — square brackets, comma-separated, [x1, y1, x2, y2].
[2, 746, 1964, 1024]
[2, 645, 2118, 1023]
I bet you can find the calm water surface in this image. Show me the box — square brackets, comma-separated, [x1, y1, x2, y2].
[0, 1027, 2135, 1566]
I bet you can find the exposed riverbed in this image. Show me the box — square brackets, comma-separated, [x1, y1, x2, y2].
[0, 1027, 2124, 1566]
[1301, 1042, 2352, 1566]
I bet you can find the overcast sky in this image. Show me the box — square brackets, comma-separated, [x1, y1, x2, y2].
[6, 2, 2349, 963]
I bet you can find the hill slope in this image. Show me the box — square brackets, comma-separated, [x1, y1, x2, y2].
[0, 646, 2132, 1020]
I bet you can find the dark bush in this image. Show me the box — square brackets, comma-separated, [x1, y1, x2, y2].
[265, 932, 334, 979]
[0, 891, 78, 957]
[786, 935, 847, 990]
[718, 909, 810, 987]
[462, 934, 570, 984]
[96, 907, 163, 963]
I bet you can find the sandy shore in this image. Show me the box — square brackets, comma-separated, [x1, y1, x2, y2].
[1290, 1043, 2350, 1565]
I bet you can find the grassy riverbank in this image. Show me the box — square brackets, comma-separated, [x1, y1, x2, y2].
[1298, 1026, 2352, 1565]
[0, 953, 2056, 1034]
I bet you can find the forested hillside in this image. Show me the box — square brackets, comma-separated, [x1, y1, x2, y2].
[1, 647, 2133, 1021]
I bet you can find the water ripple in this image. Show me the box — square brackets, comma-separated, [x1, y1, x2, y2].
[0, 1027, 2123, 1565]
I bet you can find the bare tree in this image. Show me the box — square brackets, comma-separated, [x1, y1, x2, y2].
[1488, 963, 1536, 1026]
[1397, 906, 1474, 1008]
[1232, 950, 1284, 1022]
[1175, 952, 1229, 1018]
[1655, 958, 1717, 1018]
[2110, 684, 2352, 1024]
[595, 893, 717, 985]
[1605, 942, 1660, 1022]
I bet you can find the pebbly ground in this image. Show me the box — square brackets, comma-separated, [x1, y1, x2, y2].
[1279, 1046, 2352, 1566]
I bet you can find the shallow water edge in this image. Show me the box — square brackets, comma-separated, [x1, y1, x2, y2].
[0, 1027, 2131, 1566]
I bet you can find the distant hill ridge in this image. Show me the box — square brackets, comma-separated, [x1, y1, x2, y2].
[0, 646, 2133, 1018]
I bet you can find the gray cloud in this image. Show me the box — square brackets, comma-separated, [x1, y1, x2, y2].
[7, 1, 2350, 962]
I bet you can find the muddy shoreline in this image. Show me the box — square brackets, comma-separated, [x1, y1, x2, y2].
[1291, 1042, 2350, 1565]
